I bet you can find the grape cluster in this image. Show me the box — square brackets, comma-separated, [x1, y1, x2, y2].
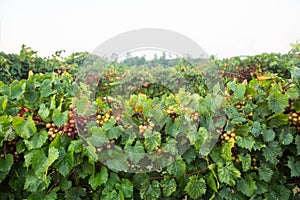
[138, 122, 155, 136]
[63, 111, 77, 137]
[235, 102, 245, 112]
[166, 106, 179, 122]
[45, 108, 78, 140]
[231, 155, 241, 163]
[97, 110, 113, 126]
[46, 123, 62, 141]
[17, 107, 31, 117]
[250, 157, 259, 171]
[190, 110, 200, 122]
[289, 112, 300, 133]
[0, 139, 20, 160]
[289, 112, 299, 125]
[220, 130, 237, 144]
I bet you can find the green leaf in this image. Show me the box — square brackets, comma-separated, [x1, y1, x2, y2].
[167, 158, 186, 179]
[24, 130, 48, 150]
[235, 84, 245, 99]
[0, 154, 13, 182]
[296, 135, 300, 156]
[89, 166, 108, 190]
[268, 185, 291, 200]
[73, 99, 96, 116]
[267, 113, 289, 128]
[38, 104, 50, 121]
[116, 179, 133, 198]
[40, 79, 57, 98]
[182, 147, 197, 164]
[278, 130, 293, 145]
[237, 174, 257, 197]
[52, 110, 68, 127]
[106, 150, 129, 172]
[124, 140, 145, 164]
[221, 138, 235, 161]
[144, 130, 161, 151]
[160, 178, 177, 196]
[205, 172, 218, 193]
[185, 176, 206, 199]
[236, 135, 255, 151]
[263, 141, 282, 165]
[262, 129, 275, 142]
[101, 189, 118, 200]
[24, 170, 48, 193]
[218, 187, 246, 200]
[0, 95, 8, 111]
[10, 82, 25, 99]
[0, 153, 13, 172]
[251, 121, 261, 137]
[65, 188, 86, 200]
[238, 153, 251, 172]
[140, 180, 161, 200]
[13, 116, 36, 139]
[287, 156, 300, 177]
[235, 124, 250, 137]
[258, 163, 274, 182]
[218, 162, 241, 186]
[60, 179, 72, 191]
[268, 86, 288, 113]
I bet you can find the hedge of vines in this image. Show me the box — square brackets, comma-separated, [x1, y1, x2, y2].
[0, 42, 300, 200]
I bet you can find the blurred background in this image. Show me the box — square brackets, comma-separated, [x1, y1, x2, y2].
[0, 0, 299, 58]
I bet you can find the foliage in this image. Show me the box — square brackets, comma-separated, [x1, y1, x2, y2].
[0, 43, 300, 199]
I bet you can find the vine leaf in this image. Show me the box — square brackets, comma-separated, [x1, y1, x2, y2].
[296, 135, 300, 156]
[13, 116, 36, 139]
[238, 153, 251, 172]
[205, 172, 218, 193]
[236, 135, 255, 151]
[217, 162, 241, 186]
[144, 130, 161, 152]
[38, 103, 50, 121]
[258, 163, 274, 182]
[287, 156, 300, 177]
[268, 84, 289, 113]
[185, 176, 206, 199]
[262, 129, 275, 142]
[278, 130, 293, 145]
[24, 130, 48, 150]
[221, 138, 235, 161]
[263, 141, 282, 165]
[52, 110, 68, 127]
[0, 154, 13, 183]
[89, 166, 108, 190]
[167, 158, 186, 179]
[160, 177, 177, 196]
[140, 180, 161, 200]
[115, 179, 133, 199]
[237, 173, 257, 197]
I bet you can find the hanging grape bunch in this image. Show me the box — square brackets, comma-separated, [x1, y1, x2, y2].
[96, 110, 113, 126]
[250, 156, 259, 171]
[220, 130, 237, 144]
[289, 111, 300, 134]
[0, 139, 20, 160]
[138, 122, 155, 136]
[45, 105, 78, 140]
[63, 111, 78, 138]
[235, 102, 245, 112]
[45, 122, 62, 141]
[190, 109, 200, 122]
[166, 106, 180, 122]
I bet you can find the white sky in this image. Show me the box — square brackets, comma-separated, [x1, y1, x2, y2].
[0, 0, 299, 58]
